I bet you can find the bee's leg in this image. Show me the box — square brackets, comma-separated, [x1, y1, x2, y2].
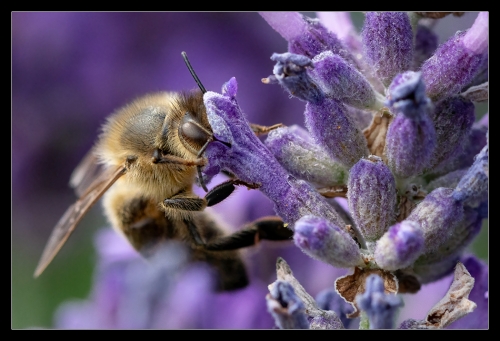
[151, 149, 206, 166]
[162, 194, 206, 212]
[184, 218, 205, 246]
[161, 192, 208, 246]
[204, 216, 293, 251]
[250, 123, 284, 136]
[205, 179, 261, 207]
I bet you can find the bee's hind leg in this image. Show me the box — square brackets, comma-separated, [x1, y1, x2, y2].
[204, 216, 293, 251]
[204, 179, 261, 207]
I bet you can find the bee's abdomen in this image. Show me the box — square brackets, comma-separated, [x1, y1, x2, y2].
[115, 195, 177, 256]
[107, 190, 249, 291]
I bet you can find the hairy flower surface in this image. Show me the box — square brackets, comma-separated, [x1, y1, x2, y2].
[201, 11, 488, 329]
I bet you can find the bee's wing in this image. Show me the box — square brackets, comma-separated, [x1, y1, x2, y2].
[33, 164, 127, 278]
[69, 149, 105, 197]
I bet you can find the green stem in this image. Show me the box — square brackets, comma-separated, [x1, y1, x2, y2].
[359, 311, 370, 329]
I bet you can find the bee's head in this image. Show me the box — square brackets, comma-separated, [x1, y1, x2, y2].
[177, 91, 213, 156]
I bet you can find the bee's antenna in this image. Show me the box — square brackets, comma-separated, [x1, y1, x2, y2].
[182, 51, 206, 94]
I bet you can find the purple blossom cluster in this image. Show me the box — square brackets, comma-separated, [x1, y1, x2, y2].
[201, 12, 488, 329]
[26, 12, 488, 330]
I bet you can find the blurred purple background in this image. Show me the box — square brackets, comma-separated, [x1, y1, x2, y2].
[12, 12, 484, 329]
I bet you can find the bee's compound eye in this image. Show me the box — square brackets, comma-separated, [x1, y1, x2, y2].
[179, 112, 211, 152]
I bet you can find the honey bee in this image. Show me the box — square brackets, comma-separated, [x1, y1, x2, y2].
[34, 52, 292, 290]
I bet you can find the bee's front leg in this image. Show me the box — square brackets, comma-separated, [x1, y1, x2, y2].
[205, 179, 261, 207]
[162, 192, 207, 212]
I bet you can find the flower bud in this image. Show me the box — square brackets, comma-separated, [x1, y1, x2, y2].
[316, 12, 362, 58]
[463, 52, 488, 90]
[415, 205, 482, 267]
[431, 118, 488, 176]
[203, 78, 346, 229]
[425, 169, 467, 193]
[428, 96, 475, 170]
[346, 105, 374, 131]
[265, 52, 324, 104]
[266, 280, 309, 329]
[412, 24, 438, 70]
[453, 144, 488, 208]
[259, 12, 356, 63]
[315, 288, 354, 329]
[305, 98, 369, 168]
[293, 215, 363, 268]
[361, 12, 413, 87]
[422, 12, 488, 101]
[265, 125, 348, 187]
[309, 50, 382, 110]
[374, 221, 424, 271]
[385, 72, 436, 178]
[406, 187, 465, 253]
[348, 156, 397, 241]
[356, 274, 403, 329]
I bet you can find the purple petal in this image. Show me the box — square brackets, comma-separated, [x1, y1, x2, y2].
[385, 72, 436, 178]
[348, 156, 397, 241]
[431, 117, 488, 176]
[421, 13, 488, 102]
[305, 98, 369, 168]
[316, 12, 355, 41]
[203, 78, 347, 228]
[361, 12, 413, 87]
[315, 288, 354, 328]
[412, 24, 438, 70]
[293, 215, 363, 268]
[452, 144, 488, 208]
[264, 125, 348, 187]
[427, 96, 475, 170]
[356, 274, 403, 329]
[375, 221, 424, 271]
[406, 187, 465, 255]
[259, 12, 307, 41]
[309, 50, 382, 110]
[266, 52, 324, 103]
[266, 280, 309, 329]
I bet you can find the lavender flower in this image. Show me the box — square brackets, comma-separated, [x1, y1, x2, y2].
[200, 12, 487, 329]
[266, 280, 309, 329]
[427, 96, 476, 170]
[374, 220, 424, 271]
[54, 228, 278, 329]
[421, 12, 488, 102]
[385, 71, 436, 178]
[452, 143, 488, 208]
[315, 287, 355, 328]
[356, 274, 403, 329]
[293, 215, 363, 268]
[264, 125, 348, 187]
[361, 12, 414, 87]
[348, 155, 397, 242]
